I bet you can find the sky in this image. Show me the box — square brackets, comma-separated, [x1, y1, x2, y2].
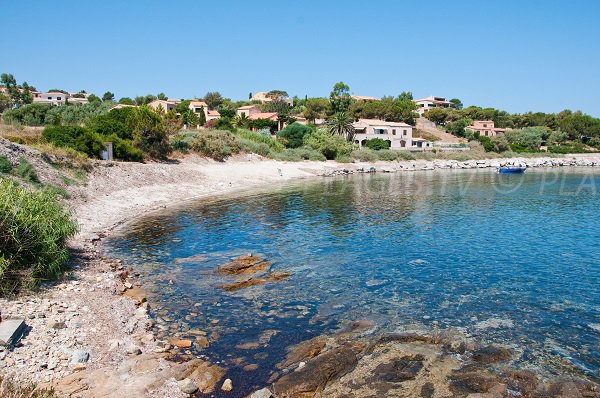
[2, 0, 600, 116]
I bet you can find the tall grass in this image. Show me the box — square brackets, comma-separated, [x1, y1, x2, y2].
[0, 375, 57, 398]
[0, 179, 78, 295]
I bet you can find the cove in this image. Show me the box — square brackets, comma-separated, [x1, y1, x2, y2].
[105, 168, 600, 395]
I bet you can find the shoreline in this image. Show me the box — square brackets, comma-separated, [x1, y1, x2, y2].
[2, 153, 600, 397]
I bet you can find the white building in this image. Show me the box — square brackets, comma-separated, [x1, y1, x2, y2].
[352, 119, 414, 150]
[32, 91, 89, 106]
[414, 96, 457, 115]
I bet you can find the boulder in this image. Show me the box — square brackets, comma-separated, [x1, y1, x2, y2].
[178, 378, 198, 394]
[217, 255, 271, 275]
[221, 378, 233, 392]
[472, 346, 511, 364]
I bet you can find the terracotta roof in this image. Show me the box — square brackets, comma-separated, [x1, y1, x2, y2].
[237, 105, 259, 110]
[207, 110, 220, 116]
[248, 112, 278, 120]
[353, 118, 412, 128]
[189, 100, 208, 107]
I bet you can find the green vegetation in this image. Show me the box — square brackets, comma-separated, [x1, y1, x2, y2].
[365, 138, 390, 151]
[277, 123, 314, 148]
[0, 155, 12, 173]
[0, 179, 78, 295]
[0, 374, 57, 398]
[425, 106, 600, 153]
[16, 158, 39, 184]
[304, 129, 352, 160]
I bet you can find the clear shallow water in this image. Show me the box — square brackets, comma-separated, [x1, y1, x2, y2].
[106, 169, 600, 392]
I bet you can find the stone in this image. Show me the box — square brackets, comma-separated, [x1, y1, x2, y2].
[250, 387, 273, 398]
[170, 339, 192, 349]
[70, 350, 90, 364]
[472, 346, 511, 364]
[373, 354, 425, 382]
[48, 320, 67, 330]
[127, 345, 142, 355]
[0, 318, 26, 346]
[217, 255, 271, 275]
[420, 382, 435, 398]
[71, 363, 87, 371]
[219, 277, 266, 292]
[195, 336, 209, 349]
[177, 378, 198, 394]
[124, 282, 133, 289]
[221, 378, 233, 392]
[273, 343, 364, 397]
[123, 288, 147, 306]
[277, 336, 327, 369]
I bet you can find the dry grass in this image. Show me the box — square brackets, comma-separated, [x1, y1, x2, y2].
[0, 375, 57, 398]
[32, 143, 92, 171]
[0, 125, 43, 145]
[413, 128, 442, 142]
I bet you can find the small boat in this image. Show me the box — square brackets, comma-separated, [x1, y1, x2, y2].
[497, 167, 526, 174]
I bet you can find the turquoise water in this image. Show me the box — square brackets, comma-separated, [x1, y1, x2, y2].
[106, 169, 600, 392]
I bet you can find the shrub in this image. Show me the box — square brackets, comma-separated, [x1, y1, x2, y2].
[74, 131, 105, 158]
[505, 127, 547, 151]
[132, 106, 171, 159]
[235, 129, 284, 152]
[365, 138, 390, 151]
[251, 118, 278, 131]
[0, 179, 78, 294]
[490, 134, 510, 153]
[189, 130, 240, 161]
[0, 156, 12, 173]
[238, 138, 271, 157]
[303, 129, 352, 159]
[42, 125, 87, 148]
[34, 143, 92, 171]
[0, 374, 58, 398]
[277, 123, 314, 148]
[477, 135, 495, 152]
[446, 118, 471, 137]
[335, 154, 353, 163]
[272, 148, 326, 161]
[396, 151, 416, 160]
[16, 158, 39, 184]
[376, 149, 398, 161]
[351, 149, 378, 162]
[2, 103, 53, 126]
[107, 135, 144, 162]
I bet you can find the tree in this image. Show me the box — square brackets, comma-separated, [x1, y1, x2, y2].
[132, 106, 171, 159]
[234, 113, 250, 129]
[397, 91, 413, 102]
[330, 82, 352, 113]
[102, 91, 115, 102]
[1, 73, 32, 108]
[277, 123, 314, 148]
[424, 108, 449, 125]
[303, 98, 331, 122]
[303, 128, 353, 160]
[88, 94, 101, 103]
[118, 97, 136, 105]
[327, 112, 355, 141]
[204, 91, 223, 110]
[449, 98, 463, 109]
[157, 92, 168, 100]
[266, 90, 288, 100]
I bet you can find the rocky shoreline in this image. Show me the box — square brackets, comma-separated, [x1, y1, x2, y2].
[2, 153, 600, 397]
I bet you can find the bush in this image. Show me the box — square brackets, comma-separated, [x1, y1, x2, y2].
[490, 135, 510, 152]
[303, 129, 352, 160]
[277, 123, 314, 148]
[0, 156, 12, 173]
[0, 374, 58, 398]
[272, 148, 326, 161]
[376, 149, 398, 161]
[2, 103, 53, 126]
[505, 127, 547, 151]
[352, 149, 378, 162]
[335, 154, 353, 163]
[477, 135, 495, 152]
[189, 130, 240, 161]
[365, 138, 390, 151]
[16, 158, 39, 184]
[34, 143, 92, 171]
[235, 129, 284, 152]
[107, 135, 144, 162]
[238, 138, 271, 157]
[132, 106, 171, 159]
[0, 179, 78, 294]
[396, 151, 416, 160]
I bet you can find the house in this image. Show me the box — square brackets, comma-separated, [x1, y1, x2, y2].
[33, 91, 70, 106]
[236, 105, 261, 117]
[414, 96, 457, 115]
[466, 120, 507, 137]
[411, 137, 434, 150]
[250, 92, 293, 106]
[147, 99, 178, 112]
[109, 104, 137, 111]
[188, 100, 209, 118]
[352, 119, 414, 150]
[351, 94, 379, 101]
[206, 110, 220, 121]
[248, 112, 285, 131]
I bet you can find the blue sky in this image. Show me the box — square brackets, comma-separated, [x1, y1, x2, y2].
[2, 0, 599, 115]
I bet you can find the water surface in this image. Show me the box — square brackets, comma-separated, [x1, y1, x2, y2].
[106, 169, 600, 393]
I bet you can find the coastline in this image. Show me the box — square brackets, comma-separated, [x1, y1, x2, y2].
[2, 153, 600, 397]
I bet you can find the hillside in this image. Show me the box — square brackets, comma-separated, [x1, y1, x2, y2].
[416, 117, 464, 143]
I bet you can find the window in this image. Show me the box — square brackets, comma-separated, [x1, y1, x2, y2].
[403, 130, 407, 136]
[57, 97, 62, 100]
[392, 129, 396, 135]
[483, 124, 487, 127]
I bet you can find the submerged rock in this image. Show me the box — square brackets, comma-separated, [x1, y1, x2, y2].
[217, 255, 271, 275]
[218, 271, 291, 292]
[178, 378, 198, 394]
[277, 336, 327, 369]
[472, 346, 511, 364]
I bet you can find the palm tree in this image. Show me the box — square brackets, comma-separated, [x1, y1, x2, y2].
[234, 113, 250, 129]
[327, 112, 355, 141]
